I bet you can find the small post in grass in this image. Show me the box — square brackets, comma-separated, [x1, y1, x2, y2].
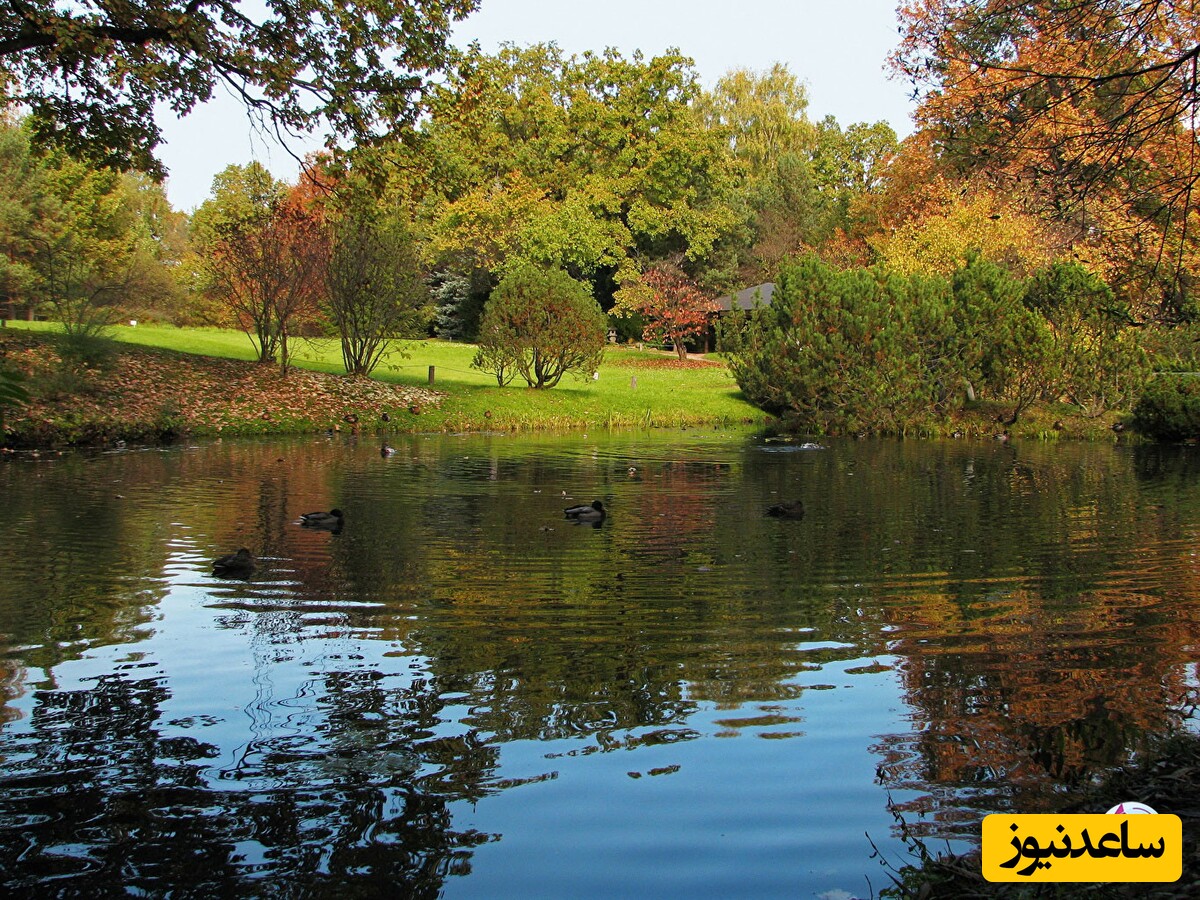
[428, 365, 435, 384]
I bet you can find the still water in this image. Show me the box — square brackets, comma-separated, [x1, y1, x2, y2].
[1, 429, 1199, 897]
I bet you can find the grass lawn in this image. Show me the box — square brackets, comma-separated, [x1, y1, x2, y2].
[5, 321, 769, 432]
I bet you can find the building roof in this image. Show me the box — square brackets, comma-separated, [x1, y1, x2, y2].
[714, 282, 775, 312]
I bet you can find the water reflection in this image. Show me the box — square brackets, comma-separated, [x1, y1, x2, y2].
[1, 432, 1199, 895]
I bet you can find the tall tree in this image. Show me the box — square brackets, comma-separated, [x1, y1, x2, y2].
[0, 115, 53, 320]
[893, 0, 1200, 318]
[418, 43, 741, 301]
[0, 116, 182, 332]
[0, 0, 479, 178]
[699, 64, 814, 174]
[697, 67, 897, 280]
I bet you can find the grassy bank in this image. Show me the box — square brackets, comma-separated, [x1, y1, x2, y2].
[0, 323, 770, 447]
[1, 321, 1135, 448]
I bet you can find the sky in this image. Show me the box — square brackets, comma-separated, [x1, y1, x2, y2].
[155, 0, 917, 212]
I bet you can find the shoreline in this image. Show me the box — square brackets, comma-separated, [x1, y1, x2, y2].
[1, 327, 1133, 451]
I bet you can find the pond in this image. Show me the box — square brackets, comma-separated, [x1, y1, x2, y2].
[1, 429, 1199, 897]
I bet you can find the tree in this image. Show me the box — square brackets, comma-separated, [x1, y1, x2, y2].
[0, 115, 55, 320]
[472, 265, 606, 389]
[432, 268, 489, 341]
[419, 44, 742, 299]
[697, 68, 898, 281]
[0, 0, 479, 178]
[628, 261, 716, 359]
[893, 0, 1200, 318]
[699, 64, 814, 174]
[0, 126, 182, 336]
[198, 166, 328, 369]
[326, 210, 427, 376]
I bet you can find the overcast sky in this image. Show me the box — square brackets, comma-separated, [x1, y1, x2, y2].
[155, 0, 916, 211]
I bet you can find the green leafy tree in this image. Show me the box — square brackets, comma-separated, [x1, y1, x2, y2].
[472, 264, 606, 389]
[0, 0, 479, 177]
[0, 116, 54, 320]
[697, 68, 897, 281]
[419, 44, 741, 299]
[27, 147, 179, 338]
[326, 209, 427, 376]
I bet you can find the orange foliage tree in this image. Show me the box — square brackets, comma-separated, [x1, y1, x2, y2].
[631, 262, 717, 360]
[893, 0, 1200, 319]
[206, 194, 329, 371]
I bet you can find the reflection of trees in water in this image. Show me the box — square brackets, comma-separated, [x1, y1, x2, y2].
[872, 584, 1198, 838]
[8, 434, 1200, 877]
[0, 663, 495, 895]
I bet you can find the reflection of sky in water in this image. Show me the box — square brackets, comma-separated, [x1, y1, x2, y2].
[2, 432, 1200, 896]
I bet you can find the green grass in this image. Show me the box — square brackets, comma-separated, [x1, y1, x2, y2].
[4, 320, 769, 432]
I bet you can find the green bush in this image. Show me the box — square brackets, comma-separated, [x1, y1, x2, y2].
[720, 256, 960, 433]
[720, 254, 1064, 433]
[1132, 376, 1200, 441]
[1024, 261, 1149, 416]
[472, 264, 606, 389]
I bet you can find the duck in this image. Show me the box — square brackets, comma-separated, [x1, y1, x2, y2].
[564, 499, 606, 522]
[380, 442, 396, 457]
[766, 499, 805, 519]
[299, 508, 345, 530]
[213, 548, 255, 576]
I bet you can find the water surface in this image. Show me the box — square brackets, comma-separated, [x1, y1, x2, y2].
[2, 430, 1199, 897]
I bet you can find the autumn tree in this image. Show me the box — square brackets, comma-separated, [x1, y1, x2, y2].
[627, 261, 716, 359]
[0, 0, 478, 178]
[472, 265, 606, 389]
[197, 164, 328, 369]
[893, 0, 1200, 318]
[871, 187, 1054, 278]
[325, 208, 427, 376]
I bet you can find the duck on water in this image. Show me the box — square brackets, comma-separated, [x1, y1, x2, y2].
[299, 509, 345, 531]
[564, 500, 606, 523]
[766, 499, 804, 519]
[213, 548, 255, 577]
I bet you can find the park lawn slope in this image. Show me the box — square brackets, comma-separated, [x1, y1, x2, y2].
[0, 328, 441, 447]
[1, 325, 768, 447]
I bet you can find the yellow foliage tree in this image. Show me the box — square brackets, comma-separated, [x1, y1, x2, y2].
[871, 190, 1054, 278]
